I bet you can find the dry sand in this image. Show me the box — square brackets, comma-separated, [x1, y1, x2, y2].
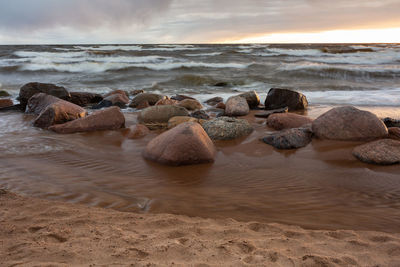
[1, 190, 400, 267]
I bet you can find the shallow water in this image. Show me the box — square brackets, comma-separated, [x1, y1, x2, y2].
[1, 107, 400, 232]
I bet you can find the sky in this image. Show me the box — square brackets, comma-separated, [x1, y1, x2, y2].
[0, 0, 400, 44]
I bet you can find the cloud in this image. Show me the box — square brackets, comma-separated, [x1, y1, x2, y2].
[0, 0, 399, 43]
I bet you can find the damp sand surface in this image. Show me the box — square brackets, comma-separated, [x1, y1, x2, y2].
[1, 106, 400, 233]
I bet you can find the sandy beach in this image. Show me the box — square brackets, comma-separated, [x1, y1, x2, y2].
[2, 190, 400, 266]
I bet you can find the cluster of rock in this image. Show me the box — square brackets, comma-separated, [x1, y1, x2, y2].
[2, 82, 399, 166]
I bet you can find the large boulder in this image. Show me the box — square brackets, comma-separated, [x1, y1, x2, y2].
[69, 92, 103, 107]
[138, 105, 189, 126]
[312, 106, 388, 141]
[262, 127, 313, 149]
[143, 122, 216, 166]
[93, 93, 129, 109]
[49, 106, 125, 134]
[28, 94, 87, 129]
[264, 88, 308, 111]
[129, 93, 165, 108]
[267, 113, 313, 130]
[202, 117, 253, 140]
[0, 99, 13, 108]
[18, 82, 70, 110]
[178, 99, 203, 111]
[353, 139, 400, 165]
[238, 91, 260, 109]
[225, 96, 249, 117]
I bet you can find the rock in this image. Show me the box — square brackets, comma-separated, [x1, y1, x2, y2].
[104, 89, 129, 98]
[26, 93, 63, 115]
[214, 82, 229, 87]
[190, 110, 210, 120]
[0, 99, 13, 108]
[264, 88, 308, 111]
[202, 117, 253, 140]
[312, 106, 388, 141]
[143, 122, 216, 166]
[0, 90, 10, 97]
[178, 99, 203, 111]
[170, 94, 195, 101]
[136, 101, 150, 110]
[205, 97, 223, 106]
[215, 102, 226, 110]
[127, 124, 150, 139]
[267, 113, 313, 130]
[225, 96, 249, 116]
[238, 91, 260, 109]
[262, 127, 313, 149]
[130, 89, 144, 96]
[382, 117, 400, 128]
[138, 105, 189, 127]
[18, 82, 70, 110]
[168, 116, 199, 129]
[93, 93, 129, 109]
[389, 127, 400, 140]
[29, 94, 87, 129]
[69, 92, 103, 107]
[155, 98, 178, 106]
[255, 107, 288, 118]
[49, 106, 125, 134]
[130, 93, 165, 108]
[353, 139, 400, 165]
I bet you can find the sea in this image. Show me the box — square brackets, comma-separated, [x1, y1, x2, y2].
[1, 44, 400, 232]
[1, 43, 400, 105]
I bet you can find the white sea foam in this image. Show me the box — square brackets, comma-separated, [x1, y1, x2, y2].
[74, 45, 142, 51]
[185, 52, 223, 57]
[278, 62, 400, 74]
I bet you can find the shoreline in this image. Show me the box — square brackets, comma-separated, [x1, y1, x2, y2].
[1, 190, 400, 266]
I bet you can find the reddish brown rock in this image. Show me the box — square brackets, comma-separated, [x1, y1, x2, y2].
[312, 106, 388, 141]
[178, 99, 203, 111]
[127, 124, 150, 139]
[34, 101, 87, 129]
[130, 93, 165, 108]
[69, 92, 103, 107]
[136, 101, 150, 110]
[155, 98, 178, 106]
[205, 97, 223, 106]
[225, 96, 249, 116]
[262, 127, 313, 149]
[93, 93, 129, 109]
[353, 139, 400, 165]
[168, 116, 199, 129]
[104, 90, 129, 98]
[138, 105, 189, 124]
[238, 90, 260, 109]
[143, 122, 216, 166]
[0, 99, 13, 108]
[264, 88, 308, 111]
[130, 89, 144, 96]
[26, 93, 62, 115]
[389, 127, 400, 141]
[18, 82, 70, 110]
[170, 94, 195, 101]
[215, 102, 226, 110]
[267, 113, 313, 130]
[49, 106, 125, 134]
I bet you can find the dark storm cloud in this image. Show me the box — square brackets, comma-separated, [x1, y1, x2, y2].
[0, 0, 399, 43]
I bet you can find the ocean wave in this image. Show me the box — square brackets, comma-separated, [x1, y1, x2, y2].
[185, 52, 223, 57]
[74, 45, 142, 51]
[263, 48, 323, 57]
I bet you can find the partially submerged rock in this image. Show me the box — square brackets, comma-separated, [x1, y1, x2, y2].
[93, 93, 129, 109]
[18, 82, 70, 110]
[255, 107, 288, 118]
[312, 106, 388, 141]
[138, 105, 189, 127]
[353, 139, 400, 165]
[69, 92, 103, 107]
[262, 127, 313, 149]
[0, 90, 10, 97]
[49, 106, 125, 134]
[224, 96, 249, 117]
[383, 117, 400, 128]
[267, 113, 313, 130]
[130, 93, 165, 108]
[104, 89, 129, 98]
[205, 96, 223, 106]
[238, 91, 260, 109]
[202, 117, 253, 140]
[143, 122, 216, 166]
[26, 93, 60, 115]
[127, 124, 150, 139]
[264, 88, 308, 111]
[170, 94, 195, 101]
[0, 99, 13, 108]
[178, 99, 203, 111]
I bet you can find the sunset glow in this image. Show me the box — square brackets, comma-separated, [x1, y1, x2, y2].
[228, 27, 400, 44]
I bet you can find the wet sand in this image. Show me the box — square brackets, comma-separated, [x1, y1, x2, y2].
[1, 106, 400, 233]
[2, 191, 400, 266]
